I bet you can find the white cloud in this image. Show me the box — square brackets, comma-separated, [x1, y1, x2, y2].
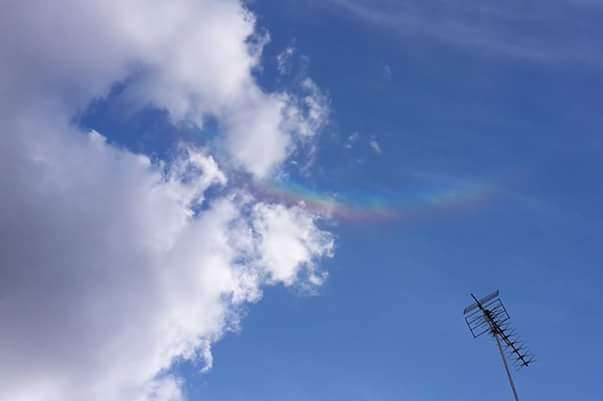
[2, 0, 328, 178]
[370, 138, 383, 154]
[137, 377, 185, 401]
[0, 1, 333, 401]
[0, 119, 332, 401]
[252, 203, 334, 286]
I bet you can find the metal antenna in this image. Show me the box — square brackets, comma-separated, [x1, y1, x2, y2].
[463, 290, 535, 401]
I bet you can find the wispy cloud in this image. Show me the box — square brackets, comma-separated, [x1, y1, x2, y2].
[328, 0, 603, 64]
[277, 46, 296, 75]
[369, 137, 382, 154]
[344, 131, 359, 149]
[383, 64, 392, 81]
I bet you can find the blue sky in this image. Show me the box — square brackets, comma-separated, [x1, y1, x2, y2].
[2, 1, 602, 401]
[177, 2, 602, 400]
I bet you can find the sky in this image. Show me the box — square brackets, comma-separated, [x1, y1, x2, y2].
[1, 1, 602, 401]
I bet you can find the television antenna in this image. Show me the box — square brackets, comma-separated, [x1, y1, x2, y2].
[463, 290, 535, 401]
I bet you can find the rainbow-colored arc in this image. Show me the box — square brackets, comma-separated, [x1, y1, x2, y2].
[251, 178, 496, 222]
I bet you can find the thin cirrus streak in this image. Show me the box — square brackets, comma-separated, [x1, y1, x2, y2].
[249, 177, 497, 223]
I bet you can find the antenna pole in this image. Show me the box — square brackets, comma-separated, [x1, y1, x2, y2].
[494, 332, 521, 401]
[463, 291, 534, 400]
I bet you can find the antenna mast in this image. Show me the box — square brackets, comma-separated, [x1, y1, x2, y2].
[463, 290, 535, 401]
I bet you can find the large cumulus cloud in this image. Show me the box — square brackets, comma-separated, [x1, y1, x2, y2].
[0, 1, 333, 401]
